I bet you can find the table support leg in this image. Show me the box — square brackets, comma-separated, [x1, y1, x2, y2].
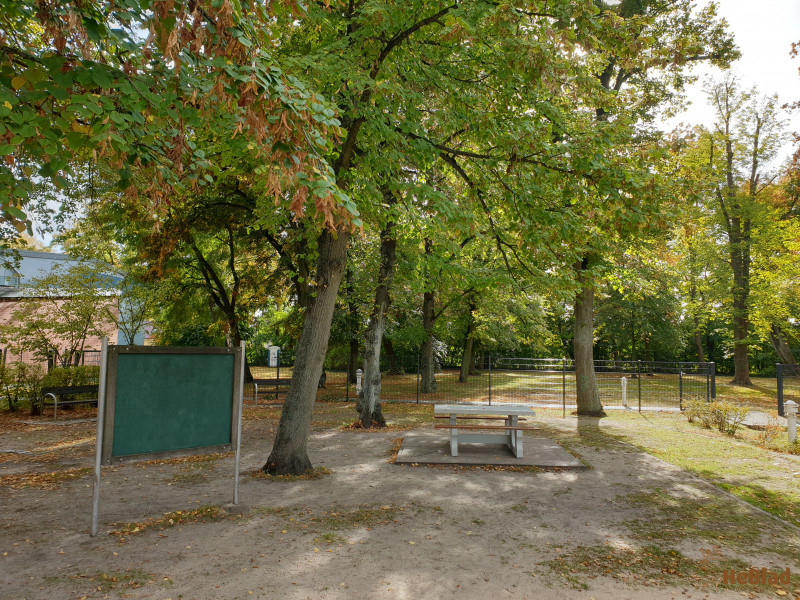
[508, 415, 522, 458]
[450, 414, 458, 456]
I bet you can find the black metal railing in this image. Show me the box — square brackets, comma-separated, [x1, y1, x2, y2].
[245, 355, 716, 411]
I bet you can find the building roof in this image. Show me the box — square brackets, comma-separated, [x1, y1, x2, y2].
[0, 250, 117, 299]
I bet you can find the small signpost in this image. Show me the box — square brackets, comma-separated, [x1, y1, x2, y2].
[91, 339, 245, 536]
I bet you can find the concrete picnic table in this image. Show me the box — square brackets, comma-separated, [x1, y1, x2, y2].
[434, 404, 537, 458]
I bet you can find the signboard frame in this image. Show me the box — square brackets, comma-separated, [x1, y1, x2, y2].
[91, 341, 245, 536]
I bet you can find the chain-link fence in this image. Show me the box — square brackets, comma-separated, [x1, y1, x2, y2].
[777, 363, 800, 416]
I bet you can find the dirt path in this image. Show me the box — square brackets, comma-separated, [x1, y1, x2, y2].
[1, 412, 798, 600]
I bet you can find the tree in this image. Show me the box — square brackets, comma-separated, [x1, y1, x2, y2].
[263, 0, 586, 471]
[356, 187, 398, 428]
[1, 1, 350, 234]
[564, 0, 738, 414]
[0, 261, 114, 366]
[705, 77, 786, 385]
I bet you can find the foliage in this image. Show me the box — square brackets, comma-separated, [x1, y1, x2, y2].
[683, 397, 708, 425]
[41, 364, 99, 388]
[0, 360, 43, 410]
[0, 0, 355, 237]
[684, 398, 749, 436]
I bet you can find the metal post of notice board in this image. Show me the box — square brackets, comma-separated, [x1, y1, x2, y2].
[233, 340, 245, 505]
[91, 337, 109, 537]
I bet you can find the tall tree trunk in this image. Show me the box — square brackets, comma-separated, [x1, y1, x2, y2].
[694, 331, 705, 364]
[730, 223, 752, 386]
[384, 338, 402, 375]
[459, 297, 476, 383]
[344, 267, 359, 384]
[420, 238, 437, 394]
[770, 325, 797, 365]
[225, 317, 253, 382]
[348, 338, 359, 384]
[263, 229, 350, 475]
[420, 289, 437, 393]
[574, 259, 603, 415]
[357, 209, 396, 428]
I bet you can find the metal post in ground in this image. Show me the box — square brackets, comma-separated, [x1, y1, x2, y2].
[679, 370, 683, 411]
[706, 366, 710, 403]
[710, 362, 716, 400]
[346, 351, 350, 402]
[777, 364, 784, 417]
[637, 360, 642, 412]
[488, 355, 492, 406]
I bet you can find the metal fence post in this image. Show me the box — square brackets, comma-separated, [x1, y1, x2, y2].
[705, 363, 710, 403]
[346, 351, 350, 402]
[488, 355, 492, 405]
[777, 363, 784, 417]
[679, 370, 683, 411]
[710, 362, 716, 400]
[637, 360, 642, 412]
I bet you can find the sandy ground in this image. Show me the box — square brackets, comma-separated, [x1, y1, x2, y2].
[1, 410, 799, 600]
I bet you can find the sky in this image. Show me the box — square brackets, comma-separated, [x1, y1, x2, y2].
[664, 0, 800, 163]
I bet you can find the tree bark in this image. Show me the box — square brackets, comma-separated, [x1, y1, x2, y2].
[694, 331, 705, 364]
[420, 288, 437, 393]
[459, 297, 476, 383]
[729, 218, 752, 386]
[384, 338, 402, 375]
[344, 267, 360, 384]
[770, 325, 797, 365]
[263, 228, 350, 474]
[356, 210, 396, 428]
[420, 238, 437, 393]
[574, 259, 603, 415]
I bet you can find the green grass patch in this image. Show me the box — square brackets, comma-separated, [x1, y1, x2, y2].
[591, 411, 800, 529]
[622, 489, 765, 550]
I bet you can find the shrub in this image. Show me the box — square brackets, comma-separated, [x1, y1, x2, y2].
[41, 365, 100, 388]
[756, 416, 783, 446]
[0, 362, 44, 411]
[683, 397, 708, 424]
[709, 400, 750, 436]
[36, 365, 100, 415]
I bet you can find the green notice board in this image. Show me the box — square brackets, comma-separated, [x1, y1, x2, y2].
[101, 346, 243, 464]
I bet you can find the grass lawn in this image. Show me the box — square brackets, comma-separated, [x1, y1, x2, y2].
[533, 406, 800, 528]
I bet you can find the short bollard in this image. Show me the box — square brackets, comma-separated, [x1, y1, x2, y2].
[786, 400, 797, 444]
[356, 368, 363, 395]
[621, 377, 628, 409]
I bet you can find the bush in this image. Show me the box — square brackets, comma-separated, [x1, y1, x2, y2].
[710, 400, 749, 436]
[41, 365, 100, 388]
[684, 398, 749, 436]
[36, 365, 100, 415]
[683, 397, 707, 424]
[0, 362, 44, 411]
